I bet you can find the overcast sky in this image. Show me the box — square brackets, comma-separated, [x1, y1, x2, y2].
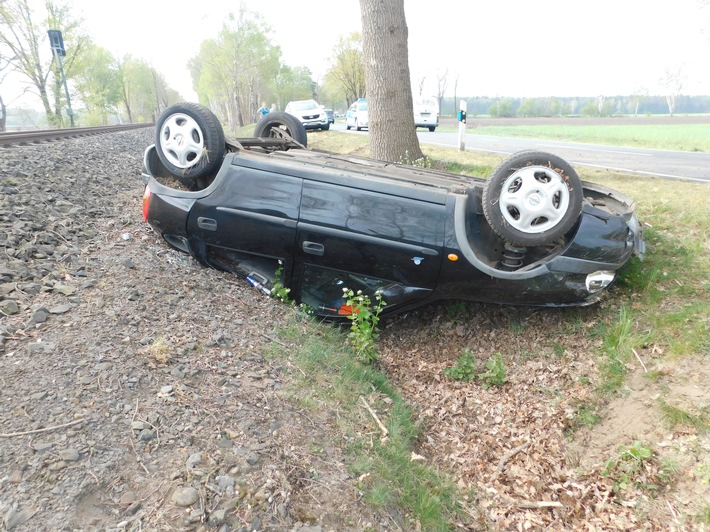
[4, 0, 710, 108]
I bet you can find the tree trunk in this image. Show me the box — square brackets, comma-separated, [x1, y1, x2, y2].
[359, 0, 423, 163]
[0, 95, 6, 132]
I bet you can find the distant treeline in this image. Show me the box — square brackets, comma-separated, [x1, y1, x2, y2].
[441, 95, 710, 117]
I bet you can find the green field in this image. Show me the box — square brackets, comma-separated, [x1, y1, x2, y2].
[461, 123, 710, 152]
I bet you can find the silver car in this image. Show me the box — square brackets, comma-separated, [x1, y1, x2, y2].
[284, 100, 330, 131]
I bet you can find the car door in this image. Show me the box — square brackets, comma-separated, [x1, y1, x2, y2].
[293, 180, 445, 314]
[185, 162, 302, 290]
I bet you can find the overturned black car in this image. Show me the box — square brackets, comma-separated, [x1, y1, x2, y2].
[142, 102, 645, 317]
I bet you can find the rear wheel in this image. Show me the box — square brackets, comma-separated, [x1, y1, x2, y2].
[355, 121, 361, 131]
[428, 126, 436, 132]
[253, 112, 307, 147]
[155, 102, 225, 185]
[482, 151, 583, 246]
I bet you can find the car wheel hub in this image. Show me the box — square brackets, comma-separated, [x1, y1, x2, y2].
[499, 166, 570, 234]
[159, 113, 205, 169]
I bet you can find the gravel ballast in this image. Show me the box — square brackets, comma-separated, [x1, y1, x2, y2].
[0, 130, 378, 531]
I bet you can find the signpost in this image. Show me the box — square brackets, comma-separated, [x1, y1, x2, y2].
[47, 30, 74, 127]
[457, 100, 467, 151]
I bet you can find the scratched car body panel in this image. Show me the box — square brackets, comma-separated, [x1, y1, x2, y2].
[142, 103, 644, 317]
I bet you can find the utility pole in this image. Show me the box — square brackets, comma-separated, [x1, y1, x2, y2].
[47, 30, 74, 127]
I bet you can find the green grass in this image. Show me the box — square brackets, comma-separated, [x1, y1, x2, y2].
[465, 124, 710, 152]
[267, 315, 461, 530]
[658, 400, 710, 432]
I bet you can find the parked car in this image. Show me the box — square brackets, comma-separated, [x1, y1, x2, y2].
[284, 99, 329, 130]
[324, 108, 335, 124]
[414, 97, 439, 131]
[142, 102, 645, 318]
[345, 98, 368, 131]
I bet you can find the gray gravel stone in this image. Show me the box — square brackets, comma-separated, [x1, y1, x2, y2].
[172, 487, 199, 507]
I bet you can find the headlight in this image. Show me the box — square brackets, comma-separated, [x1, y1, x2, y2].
[586, 270, 615, 293]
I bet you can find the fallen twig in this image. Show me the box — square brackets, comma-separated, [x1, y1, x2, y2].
[494, 441, 531, 476]
[515, 500, 563, 509]
[632, 348, 648, 372]
[259, 332, 288, 347]
[0, 418, 84, 438]
[288, 360, 307, 377]
[359, 396, 389, 438]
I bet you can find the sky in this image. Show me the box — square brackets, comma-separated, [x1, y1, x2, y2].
[3, 0, 710, 109]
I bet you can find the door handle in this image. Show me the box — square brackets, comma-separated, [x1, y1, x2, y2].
[302, 241, 325, 256]
[197, 217, 217, 231]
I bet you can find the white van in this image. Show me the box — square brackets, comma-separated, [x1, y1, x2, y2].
[413, 97, 439, 131]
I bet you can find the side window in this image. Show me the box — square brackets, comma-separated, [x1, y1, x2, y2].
[206, 248, 284, 295]
[299, 265, 409, 316]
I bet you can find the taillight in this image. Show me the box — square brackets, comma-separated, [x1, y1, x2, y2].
[142, 186, 151, 221]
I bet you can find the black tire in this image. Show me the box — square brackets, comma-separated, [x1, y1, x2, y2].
[253, 112, 307, 147]
[355, 121, 361, 131]
[482, 150, 583, 247]
[428, 126, 436, 132]
[155, 102, 225, 185]
[321, 123, 330, 131]
[346, 124, 351, 130]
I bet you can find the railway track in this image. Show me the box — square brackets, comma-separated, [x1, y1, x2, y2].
[0, 123, 154, 148]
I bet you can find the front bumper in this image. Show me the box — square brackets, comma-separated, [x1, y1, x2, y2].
[302, 118, 329, 129]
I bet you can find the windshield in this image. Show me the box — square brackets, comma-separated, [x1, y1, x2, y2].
[291, 100, 319, 111]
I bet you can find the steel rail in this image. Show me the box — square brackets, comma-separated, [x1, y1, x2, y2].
[0, 123, 154, 148]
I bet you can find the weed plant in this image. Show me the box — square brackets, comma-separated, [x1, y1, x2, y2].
[343, 288, 386, 363]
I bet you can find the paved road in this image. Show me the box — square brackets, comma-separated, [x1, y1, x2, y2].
[330, 122, 710, 183]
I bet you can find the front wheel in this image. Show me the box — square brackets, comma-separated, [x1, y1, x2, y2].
[155, 102, 225, 185]
[482, 151, 584, 247]
[253, 112, 307, 147]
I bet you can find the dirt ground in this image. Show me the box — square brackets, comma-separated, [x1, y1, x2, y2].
[1, 128, 708, 530]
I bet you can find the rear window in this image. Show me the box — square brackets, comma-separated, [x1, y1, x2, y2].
[415, 98, 437, 108]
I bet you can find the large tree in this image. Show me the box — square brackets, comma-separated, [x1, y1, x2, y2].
[325, 32, 365, 107]
[73, 43, 121, 125]
[190, 7, 281, 129]
[0, 48, 10, 131]
[0, 0, 88, 126]
[661, 65, 684, 116]
[359, 0, 422, 163]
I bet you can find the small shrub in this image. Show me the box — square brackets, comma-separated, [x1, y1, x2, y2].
[443, 300, 468, 322]
[478, 353, 507, 388]
[444, 349, 476, 381]
[601, 440, 675, 493]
